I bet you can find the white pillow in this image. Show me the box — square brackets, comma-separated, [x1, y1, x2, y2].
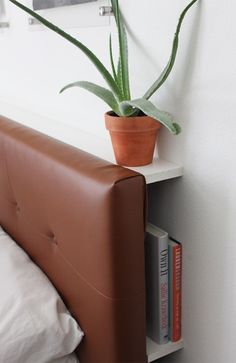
[0, 226, 83, 363]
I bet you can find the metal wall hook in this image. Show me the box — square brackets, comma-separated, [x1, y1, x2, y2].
[28, 18, 41, 25]
[99, 6, 113, 16]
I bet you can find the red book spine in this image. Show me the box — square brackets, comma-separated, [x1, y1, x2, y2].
[172, 244, 182, 342]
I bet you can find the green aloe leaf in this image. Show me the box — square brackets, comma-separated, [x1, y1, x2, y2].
[120, 98, 181, 135]
[109, 34, 118, 85]
[111, 0, 131, 100]
[60, 81, 122, 116]
[144, 0, 199, 100]
[9, 0, 122, 100]
[116, 57, 124, 98]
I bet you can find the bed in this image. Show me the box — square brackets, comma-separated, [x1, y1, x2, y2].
[0, 115, 147, 363]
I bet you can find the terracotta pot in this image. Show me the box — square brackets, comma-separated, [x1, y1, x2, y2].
[105, 112, 161, 167]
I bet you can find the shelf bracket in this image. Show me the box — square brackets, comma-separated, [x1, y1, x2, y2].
[28, 18, 41, 25]
[99, 6, 113, 16]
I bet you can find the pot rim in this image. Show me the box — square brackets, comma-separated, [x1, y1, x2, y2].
[105, 111, 161, 133]
[105, 110, 152, 119]
[107, 128, 159, 134]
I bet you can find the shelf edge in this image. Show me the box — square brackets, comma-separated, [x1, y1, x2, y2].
[147, 337, 184, 362]
[145, 166, 184, 184]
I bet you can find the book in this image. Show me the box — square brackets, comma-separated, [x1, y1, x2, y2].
[145, 223, 169, 344]
[168, 238, 182, 342]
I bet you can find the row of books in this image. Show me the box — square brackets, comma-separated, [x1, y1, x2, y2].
[145, 223, 182, 345]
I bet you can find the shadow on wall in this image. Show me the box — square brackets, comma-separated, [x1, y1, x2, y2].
[147, 174, 231, 363]
[172, 0, 203, 109]
[153, 348, 183, 363]
[157, 0, 203, 163]
[123, 0, 203, 164]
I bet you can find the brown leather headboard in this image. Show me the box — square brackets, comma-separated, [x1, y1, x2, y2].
[0, 116, 147, 363]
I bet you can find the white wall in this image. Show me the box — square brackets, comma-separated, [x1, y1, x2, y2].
[1, 1, 236, 363]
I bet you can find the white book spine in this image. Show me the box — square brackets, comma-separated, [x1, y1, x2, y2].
[145, 224, 169, 344]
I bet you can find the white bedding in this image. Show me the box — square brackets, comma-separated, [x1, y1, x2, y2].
[0, 226, 83, 363]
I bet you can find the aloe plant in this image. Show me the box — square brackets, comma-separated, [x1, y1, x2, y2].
[9, 0, 199, 135]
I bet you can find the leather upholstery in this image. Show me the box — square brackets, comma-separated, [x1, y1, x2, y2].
[0, 116, 147, 363]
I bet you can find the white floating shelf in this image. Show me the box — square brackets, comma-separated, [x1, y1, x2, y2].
[147, 337, 184, 362]
[129, 159, 183, 184]
[0, 99, 183, 184]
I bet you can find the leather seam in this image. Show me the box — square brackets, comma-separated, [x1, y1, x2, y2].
[2, 211, 145, 302]
[2, 143, 17, 202]
[114, 173, 145, 186]
[57, 248, 146, 301]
